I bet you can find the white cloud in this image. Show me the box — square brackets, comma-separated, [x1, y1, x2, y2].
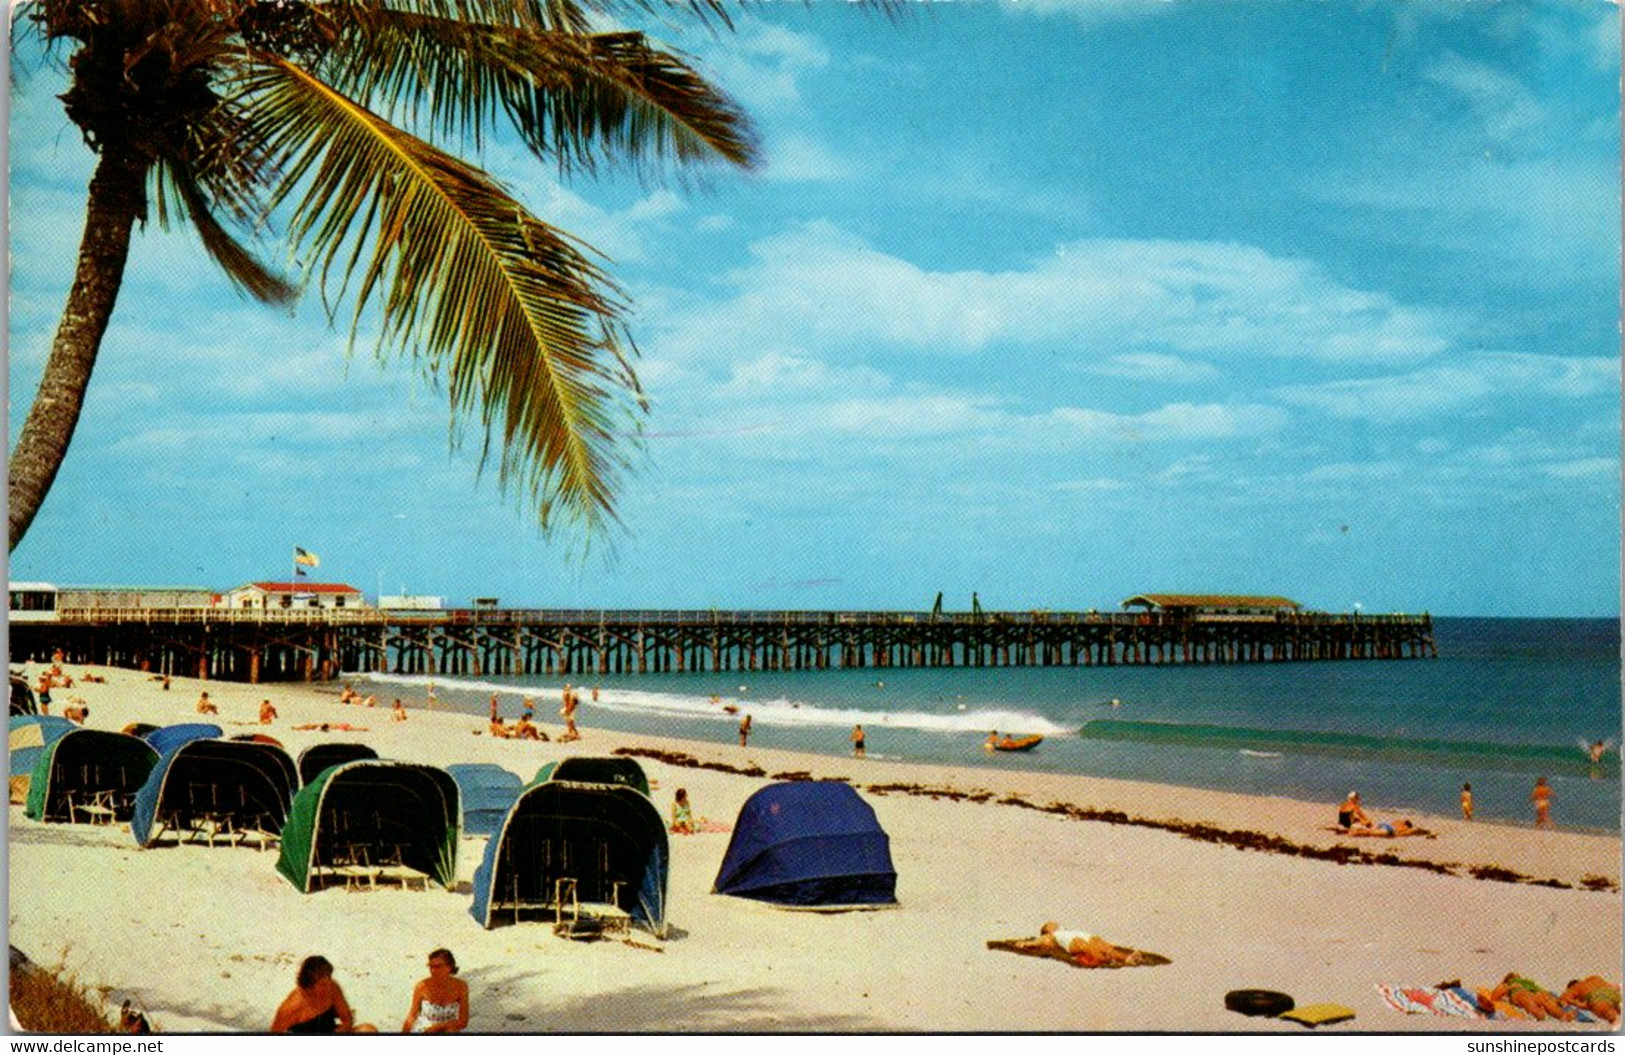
[1424, 51, 1547, 142]
[1273, 352, 1619, 423]
[1047, 402, 1288, 441]
[657, 223, 1455, 367]
[757, 133, 852, 183]
[1080, 352, 1222, 383]
[1543, 457, 1620, 479]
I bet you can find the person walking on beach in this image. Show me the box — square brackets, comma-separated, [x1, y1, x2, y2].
[489, 694, 499, 723]
[561, 686, 580, 741]
[739, 713, 752, 747]
[852, 724, 866, 758]
[1532, 777, 1554, 828]
[1460, 783, 1473, 821]
[402, 948, 469, 1034]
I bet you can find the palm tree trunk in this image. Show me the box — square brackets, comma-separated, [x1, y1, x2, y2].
[9, 147, 147, 552]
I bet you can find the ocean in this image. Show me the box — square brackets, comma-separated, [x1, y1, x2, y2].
[352, 617, 1623, 832]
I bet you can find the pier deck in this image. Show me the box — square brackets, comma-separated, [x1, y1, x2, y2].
[11, 608, 1437, 683]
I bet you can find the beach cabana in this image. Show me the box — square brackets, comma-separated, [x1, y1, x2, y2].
[713, 781, 898, 909]
[531, 756, 650, 797]
[276, 761, 459, 892]
[144, 723, 222, 755]
[470, 780, 668, 937]
[24, 729, 159, 824]
[130, 738, 298, 847]
[446, 763, 524, 837]
[297, 742, 378, 786]
[9, 675, 38, 716]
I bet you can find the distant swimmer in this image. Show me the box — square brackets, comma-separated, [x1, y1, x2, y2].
[985, 731, 999, 753]
[1108, 698, 1122, 708]
[1587, 739, 1613, 765]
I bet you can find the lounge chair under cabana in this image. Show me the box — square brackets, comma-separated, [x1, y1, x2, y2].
[531, 756, 650, 797]
[24, 729, 159, 825]
[131, 738, 298, 849]
[470, 780, 668, 938]
[277, 760, 459, 892]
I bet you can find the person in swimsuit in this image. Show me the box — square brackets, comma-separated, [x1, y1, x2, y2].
[1481, 973, 1574, 1021]
[402, 948, 469, 1033]
[852, 724, 866, 758]
[670, 788, 696, 834]
[1561, 976, 1621, 1023]
[1014, 921, 1140, 968]
[272, 956, 375, 1033]
[1337, 791, 1372, 830]
[1532, 777, 1554, 828]
[1461, 783, 1473, 821]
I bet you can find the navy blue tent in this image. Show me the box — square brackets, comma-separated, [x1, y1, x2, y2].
[470, 781, 667, 937]
[713, 781, 898, 908]
[131, 738, 298, 847]
[144, 723, 223, 756]
[446, 764, 524, 836]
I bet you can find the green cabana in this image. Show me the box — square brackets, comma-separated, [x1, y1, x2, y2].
[532, 756, 650, 797]
[25, 729, 158, 824]
[276, 760, 459, 892]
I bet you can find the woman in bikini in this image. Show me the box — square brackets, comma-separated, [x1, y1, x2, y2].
[271, 956, 375, 1033]
[402, 948, 469, 1033]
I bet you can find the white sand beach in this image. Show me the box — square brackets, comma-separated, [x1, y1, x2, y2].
[8, 666, 1620, 1033]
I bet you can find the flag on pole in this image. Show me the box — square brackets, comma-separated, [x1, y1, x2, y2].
[295, 566, 308, 577]
[294, 547, 320, 568]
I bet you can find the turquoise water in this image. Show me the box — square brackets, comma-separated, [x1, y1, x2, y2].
[354, 617, 1622, 831]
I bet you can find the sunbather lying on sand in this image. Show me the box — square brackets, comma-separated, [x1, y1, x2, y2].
[1013, 922, 1143, 968]
[1347, 818, 1427, 837]
[1561, 976, 1620, 1023]
[1479, 973, 1575, 1021]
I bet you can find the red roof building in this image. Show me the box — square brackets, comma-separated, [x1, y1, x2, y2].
[226, 582, 367, 610]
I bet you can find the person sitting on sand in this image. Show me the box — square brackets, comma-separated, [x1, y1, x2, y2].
[271, 956, 376, 1034]
[1480, 973, 1574, 1022]
[402, 948, 469, 1034]
[362, 695, 377, 708]
[392, 699, 408, 723]
[513, 713, 544, 740]
[1014, 922, 1141, 968]
[259, 699, 278, 724]
[670, 788, 696, 835]
[62, 701, 89, 725]
[196, 691, 218, 715]
[1561, 976, 1621, 1024]
[1337, 791, 1372, 830]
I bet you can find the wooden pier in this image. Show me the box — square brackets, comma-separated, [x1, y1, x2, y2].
[11, 607, 1437, 684]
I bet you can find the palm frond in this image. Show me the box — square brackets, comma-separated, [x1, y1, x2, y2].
[306, 5, 758, 177]
[241, 53, 640, 531]
[152, 155, 298, 304]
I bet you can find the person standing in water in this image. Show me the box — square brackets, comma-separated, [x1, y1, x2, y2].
[1532, 777, 1554, 828]
[851, 724, 866, 758]
[738, 713, 752, 747]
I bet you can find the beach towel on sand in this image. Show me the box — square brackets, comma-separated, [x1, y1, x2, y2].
[1375, 985, 1481, 1018]
[986, 939, 1170, 969]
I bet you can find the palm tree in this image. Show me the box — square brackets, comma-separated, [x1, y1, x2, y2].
[8, 0, 757, 551]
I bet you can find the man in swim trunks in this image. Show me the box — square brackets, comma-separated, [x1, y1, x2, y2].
[1482, 973, 1574, 1021]
[1561, 976, 1620, 1023]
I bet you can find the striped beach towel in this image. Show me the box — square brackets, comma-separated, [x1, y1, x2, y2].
[1375, 984, 1482, 1018]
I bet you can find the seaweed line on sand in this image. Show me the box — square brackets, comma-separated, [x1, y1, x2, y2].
[613, 746, 1618, 894]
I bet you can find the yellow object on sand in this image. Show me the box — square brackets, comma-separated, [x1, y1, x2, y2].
[1278, 1003, 1356, 1027]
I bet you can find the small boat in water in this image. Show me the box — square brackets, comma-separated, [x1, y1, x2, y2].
[989, 734, 1043, 753]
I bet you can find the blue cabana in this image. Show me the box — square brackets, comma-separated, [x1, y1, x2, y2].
[446, 764, 524, 836]
[131, 738, 298, 847]
[471, 781, 667, 937]
[713, 781, 898, 909]
[144, 723, 223, 756]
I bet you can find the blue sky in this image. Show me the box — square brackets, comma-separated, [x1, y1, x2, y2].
[7, 1, 1621, 616]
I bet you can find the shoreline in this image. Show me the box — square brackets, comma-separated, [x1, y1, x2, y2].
[8, 664, 1620, 1033]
